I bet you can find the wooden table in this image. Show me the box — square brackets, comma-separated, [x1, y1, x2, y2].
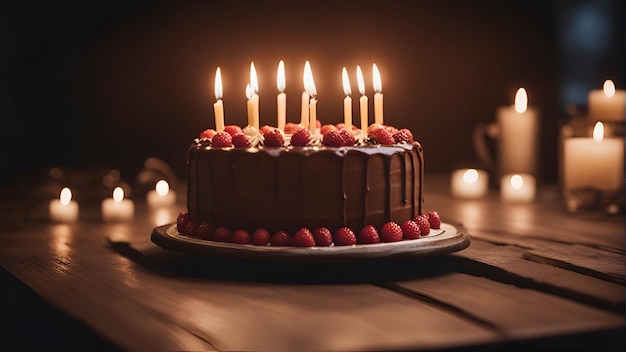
[1, 174, 624, 351]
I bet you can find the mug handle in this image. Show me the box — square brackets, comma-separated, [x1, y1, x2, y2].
[472, 122, 499, 172]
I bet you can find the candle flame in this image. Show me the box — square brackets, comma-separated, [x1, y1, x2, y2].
[245, 83, 254, 100]
[356, 65, 365, 95]
[372, 63, 382, 93]
[155, 180, 169, 196]
[250, 62, 258, 93]
[514, 88, 528, 113]
[593, 121, 604, 141]
[462, 169, 479, 183]
[303, 61, 311, 91]
[303, 61, 316, 97]
[214, 67, 222, 100]
[603, 80, 616, 98]
[113, 187, 124, 202]
[510, 174, 524, 190]
[277, 60, 285, 93]
[342, 67, 351, 96]
[60, 187, 72, 205]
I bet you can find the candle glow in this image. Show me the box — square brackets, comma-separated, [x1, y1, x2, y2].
[603, 80, 616, 98]
[60, 187, 72, 205]
[593, 122, 604, 141]
[102, 186, 134, 222]
[214, 67, 225, 132]
[514, 88, 528, 113]
[49, 187, 79, 222]
[463, 169, 479, 183]
[501, 173, 535, 202]
[451, 168, 488, 199]
[113, 187, 124, 202]
[510, 174, 524, 190]
[588, 79, 625, 122]
[147, 180, 176, 208]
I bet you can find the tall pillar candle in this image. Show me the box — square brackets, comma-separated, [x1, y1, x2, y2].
[373, 63, 384, 125]
[300, 61, 312, 128]
[247, 62, 260, 130]
[356, 65, 368, 131]
[276, 60, 286, 131]
[213, 67, 224, 132]
[304, 61, 317, 134]
[342, 67, 352, 129]
[588, 80, 625, 122]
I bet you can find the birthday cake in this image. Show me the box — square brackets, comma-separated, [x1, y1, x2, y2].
[176, 122, 441, 246]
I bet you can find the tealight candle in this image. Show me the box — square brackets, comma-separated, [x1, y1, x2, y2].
[147, 180, 176, 208]
[49, 187, 79, 222]
[102, 187, 134, 222]
[373, 63, 383, 125]
[304, 62, 317, 134]
[342, 67, 352, 129]
[356, 65, 368, 131]
[500, 173, 536, 203]
[276, 60, 286, 131]
[451, 169, 488, 199]
[213, 67, 224, 132]
[246, 62, 260, 130]
[300, 61, 311, 127]
[588, 80, 625, 122]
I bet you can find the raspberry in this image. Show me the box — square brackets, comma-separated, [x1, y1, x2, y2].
[270, 230, 291, 246]
[197, 221, 213, 240]
[320, 124, 338, 135]
[213, 226, 233, 242]
[322, 130, 345, 147]
[333, 227, 357, 246]
[232, 133, 251, 148]
[367, 123, 384, 135]
[260, 125, 275, 135]
[224, 125, 243, 136]
[263, 128, 285, 147]
[358, 225, 380, 244]
[426, 211, 441, 229]
[312, 227, 333, 246]
[176, 212, 190, 234]
[338, 129, 356, 146]
[199, 129, 216, 139]
[252, 228, 271, 246]
[392, 130, 412, 144]
[398, 128, 414, 143]
[290, 129, 311, 146]
[385, 125, 398, 134]
[212, 131, 233, 148]
[185, 220, 198, 238]
[400, 220, 421, 240]
[370, 128, 395, 145]
[232, 229, 252, 244]
[284, 123, 304, 134]
[380, 221, 403, 242]
[413, 215, 431, 236]
[292, 228, 315, 247]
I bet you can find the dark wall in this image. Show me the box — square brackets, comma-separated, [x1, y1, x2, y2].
[1, 0, 624, 187]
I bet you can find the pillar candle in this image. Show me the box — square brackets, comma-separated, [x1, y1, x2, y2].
[301, 61, 312, 128]
[277, 60, 286, 131]
[246, 84, 260, 130]
[49, 187, 79, 222]
[147, 180, 176, 208]
[500, 173, 536, 203]
[451, 169, 488, 199]
[342, 67, 352, 129]
[213, 67, 224, 132]
[588, 80, 625, 122]
[304, 62, 317, 134]
[102, 187, 134, 222]
[373, 63, 383, 125]
[356, 65, 368, 131]
[496, 88, 539, 176]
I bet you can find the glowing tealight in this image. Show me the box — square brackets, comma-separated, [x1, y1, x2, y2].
[501, 173, 535, 203]
[147, 180, 176, 208]
[451, 168, 488, 199]
[514, 88, 528, 113]
[102, 187, 134, 222]
[603, 79, 615, 98]
[49, 187, 79, 222]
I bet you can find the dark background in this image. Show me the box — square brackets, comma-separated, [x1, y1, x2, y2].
[1, 0, 624, 190]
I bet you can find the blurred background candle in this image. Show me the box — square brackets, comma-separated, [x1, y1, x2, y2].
[588, 79, 625, 122]
[501, 173, 536, 202]
[147, 179, 176, 208]
[342, 67, 352, 129]
[300, 61, 311, 128]
[102, 186, 134, 222]
[213, 67, 224, 132]
[49, 187, 79, 222]
[304, 63, 317, 134]
[373, 63, 383, 125]
[451, 168, 488, 199]
[356, 65, 368, 131]
[246, 62, 259, 130]
[496, 87, 539, 177]
[276, 60, 286, 131]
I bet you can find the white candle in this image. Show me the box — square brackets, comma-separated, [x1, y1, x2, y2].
[213, 67, 225, 132]
[102, 187, 134, 222]
[496, 88, 539, 176]
[564, 122, 624, 192]
[501, 173, 536, 203]
[451, 169, 488, 199]
[246, 62, 259, 130]
[304, 62, 317, 134]
[356, 65, 368, 131]
[301, 61, 311, 128]
[49, 187, 79, 222]
[588, 80, 625, 122]
[373, 63, 383, 125]
[277, 60, 286, 131]
[342, 67, 352, 129]
[147, 180, 176, 208]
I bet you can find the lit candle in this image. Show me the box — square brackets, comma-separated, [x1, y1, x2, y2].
[246, 62, 259, 130]
[102, 187, 134, 222]
[451, 169, 489, 199]
[49, 187, 79, 222]
[373, 63, 383, 125]
[304, 62, 317, 134]
[563, 122, 624, 193]
[501, 173, 536, 203]
[588, 79, 625, 122]
[147, 180, 176, 208]
[356, 65, 368, 131]
[496, 88, 539, 176]
[300, 61, 311, 128]
[277, 60, 286, 131]
[213, 67, 225, 132]
[342, 67, 352, 129]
